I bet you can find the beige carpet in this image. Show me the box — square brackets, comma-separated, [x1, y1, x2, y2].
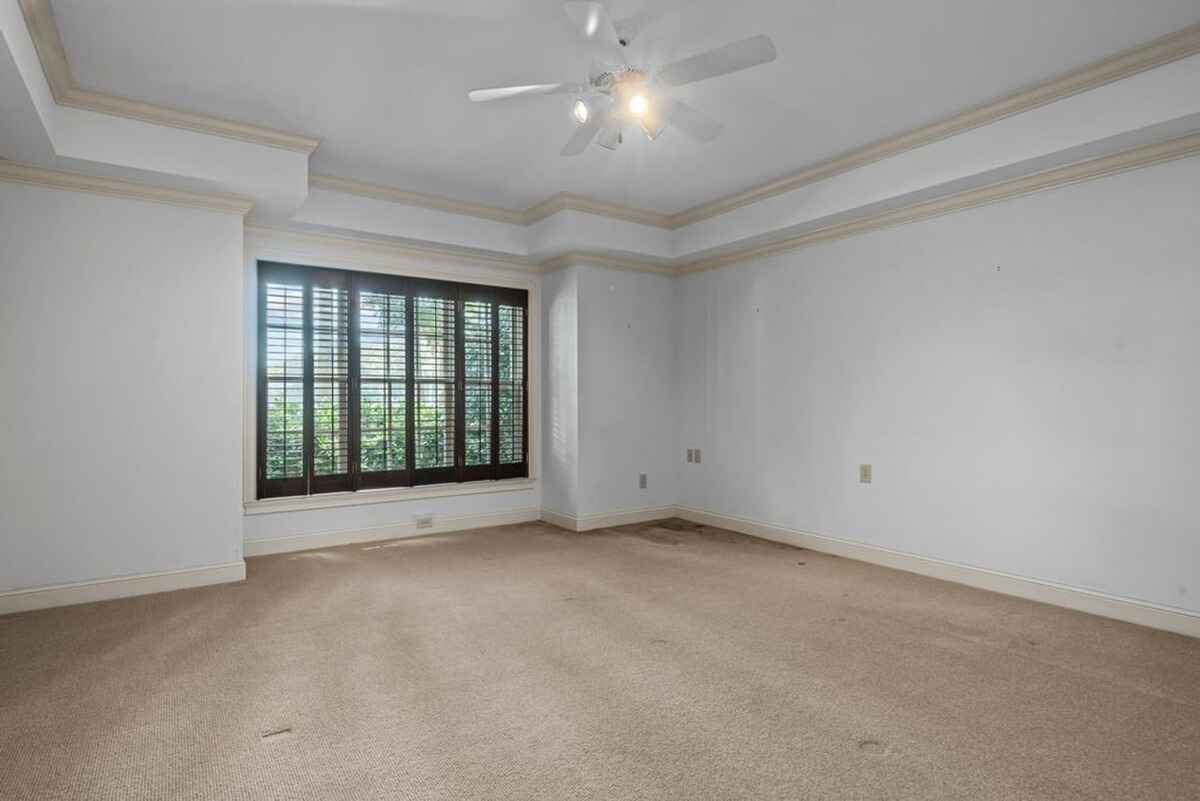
[1, 520, 1198, 800]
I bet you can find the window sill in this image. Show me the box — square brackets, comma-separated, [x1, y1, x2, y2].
[243, 477, 536, 516]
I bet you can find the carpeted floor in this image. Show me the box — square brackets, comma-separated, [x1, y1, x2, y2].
[1, 520, 1198, 801]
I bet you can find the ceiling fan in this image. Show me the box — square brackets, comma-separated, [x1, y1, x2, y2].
[467, 2, 777, 156]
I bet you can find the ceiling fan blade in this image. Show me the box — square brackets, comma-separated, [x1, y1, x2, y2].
[563, 2, 620, 47]
[662, 98, 723, 143]
[612, 10, 662, 48]
[468, 83, 581, 102]
[561, 113, 605, 156]
[597, 119, 622, 150]
[656, 34, 777, 87]
[638, 99, 669, 141]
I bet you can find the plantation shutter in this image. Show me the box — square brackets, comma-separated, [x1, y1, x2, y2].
[356, 275, 410, 489]
[411, 281, 457, 485]
[257, 262, 527, 499]
[258, 273, 307, 498]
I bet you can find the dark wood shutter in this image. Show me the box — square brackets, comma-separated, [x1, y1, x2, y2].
[258, 270, 307, 498]
[256, 262, 527, 499]
[496, 300, 528, 478]
[309, 270, 351, 493]
[355, 273, 410, 489]
[411, 280, 457, 485]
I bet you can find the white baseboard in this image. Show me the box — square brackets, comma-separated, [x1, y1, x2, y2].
[675, 505, 1200, 639]
[541, 504, 676, 532]
[0, 561, 246, 616]
[244, 506, 542, 557]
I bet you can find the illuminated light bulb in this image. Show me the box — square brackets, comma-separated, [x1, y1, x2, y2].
[628, 93, 649, 116]
[572, 99, 590, 125]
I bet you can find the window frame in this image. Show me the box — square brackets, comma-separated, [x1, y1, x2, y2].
[255, 260, 529, 500]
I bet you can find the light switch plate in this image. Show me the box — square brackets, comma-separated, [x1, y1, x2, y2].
[859, 464, 872, 484]
[694, 449, 702, 464]
[639, 473, 648, 489]
[687, 448, 694, 463]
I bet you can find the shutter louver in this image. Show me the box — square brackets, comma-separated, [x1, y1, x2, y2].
[310, 281, 351, 492]
[261, 281, 307, 497]
[413, 294, 456, 481]
[462, 300, 493, 467]
[498, 304, 526, 467]
[358, 288, 409, 487]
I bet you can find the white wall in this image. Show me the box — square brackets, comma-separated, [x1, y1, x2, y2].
[675, 158, 1200, 614]
[0, 182, 244, 591]
[577, 264, 678, 516]
[541, 265, 580, 518]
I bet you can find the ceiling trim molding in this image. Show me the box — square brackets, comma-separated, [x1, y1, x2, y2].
[538, 251, 677, 275]
[669, 22, 1200, 228]
[678, 132, 1200, 274]
[309, 174, 527, 225]
[245, 224, 541, 274]
[523, 193, 673, 228]
[0, 159, 255, 215]
[17, 0, 321, 154]
[311, 175, 674, 229]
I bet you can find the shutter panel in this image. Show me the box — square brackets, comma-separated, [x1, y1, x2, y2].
[462, 300, 494, 469]
[357, 284, 410, 488]
[412, 289, 457, 484]
[497, 302, 527, 475]
[310, 277, 351, 492]
[259, 279, 307, 497]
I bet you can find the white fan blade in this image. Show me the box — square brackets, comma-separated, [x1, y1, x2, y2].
[662, 98, 723, 143]
[613, 10, 662, 48]
[563, 2, 620, 47]
[561, 113, 605, 156]
[597, 119, 622, 150]
[656, 34, 776, 87]
[468, 83, 581, 102]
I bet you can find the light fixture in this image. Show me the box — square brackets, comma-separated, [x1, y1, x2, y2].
[628, 93, 649, 116]
[572, 98, 590, 125]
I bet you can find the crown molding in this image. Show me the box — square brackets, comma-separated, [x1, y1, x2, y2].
[668, 22, 1200, 228]
[0, 159, 255, 215]
[523, 192, 673, 228]
[245, 223, 540, 274]
[309, 174, 527, 225]
[311, 175, 673, 229]
[17, 0, 320, 154]
[539, 251, 677, 275]
[679, 132, 1200, 274]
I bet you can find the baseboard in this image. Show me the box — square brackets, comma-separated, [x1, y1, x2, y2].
[541, 504, 677, 532]
[675, 505, 1200, 639]
[244, 506, 542, 557]
[0, 561, 246, 616]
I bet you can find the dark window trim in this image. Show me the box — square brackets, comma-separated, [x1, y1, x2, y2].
[256, 260, 528, 499]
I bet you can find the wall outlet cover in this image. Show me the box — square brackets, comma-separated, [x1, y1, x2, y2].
[687, 448, 694, 463]
[695, 449, 702, 464]
[859, 464, 873, 484]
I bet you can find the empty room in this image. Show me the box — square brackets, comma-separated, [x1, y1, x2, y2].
[2, 1, 1199, 798]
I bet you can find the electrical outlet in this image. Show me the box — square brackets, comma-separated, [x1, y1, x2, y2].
[694, 448, 702, 464]
[687, 449, 694, 463]
[416, 515, 434, 529]
[859, 464, 872, 484]
[639, 473, 648, 489]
